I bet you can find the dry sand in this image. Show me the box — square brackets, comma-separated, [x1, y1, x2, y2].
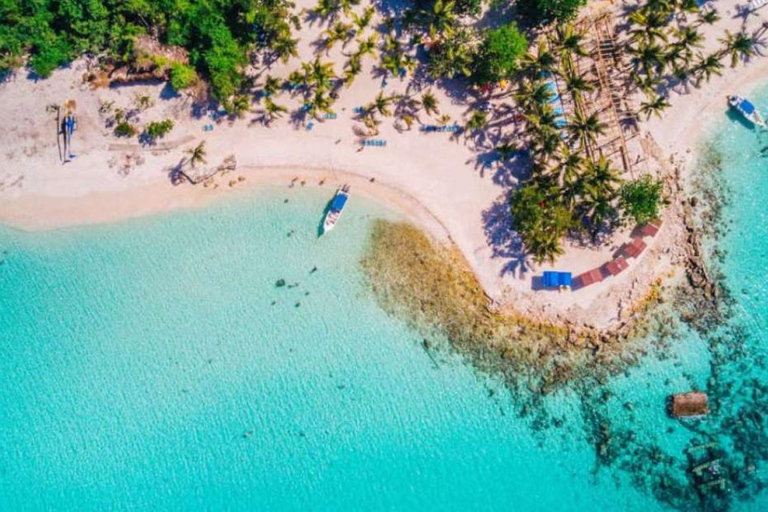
[1, 0, 766, 328]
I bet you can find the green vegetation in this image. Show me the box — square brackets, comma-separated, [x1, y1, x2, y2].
[619, 176, 665, 225]
[170, 63, 198, 91]
[471, 24, 527, 86]
[0, 0, 299, 108]
[517, 0, 587, 26]
[626, 1, 760, 121]
[143, 119, 174, 141]
[114, 121, 137, 138]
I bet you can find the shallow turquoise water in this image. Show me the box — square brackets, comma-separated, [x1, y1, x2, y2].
[1, 96, 767, 510]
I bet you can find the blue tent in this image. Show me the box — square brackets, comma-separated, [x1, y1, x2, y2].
[542, 271, 572, 288]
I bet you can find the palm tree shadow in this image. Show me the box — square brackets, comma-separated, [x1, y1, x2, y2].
[481, 195, 532, 278]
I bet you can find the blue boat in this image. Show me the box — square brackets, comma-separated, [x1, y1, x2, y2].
[322, 185, 350, 234]
[728, 95, 765, 127]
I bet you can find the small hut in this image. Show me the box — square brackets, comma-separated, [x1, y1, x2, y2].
[669, 392, 709, 418]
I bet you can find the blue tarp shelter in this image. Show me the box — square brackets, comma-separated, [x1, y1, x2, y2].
[542, 271, 572, 288]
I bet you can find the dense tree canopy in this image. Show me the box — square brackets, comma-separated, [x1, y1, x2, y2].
[619, 175, 665, 225]
[517, 0, 587, 26]
[0, 0, 298, 105]
[471, 23, 527, 85]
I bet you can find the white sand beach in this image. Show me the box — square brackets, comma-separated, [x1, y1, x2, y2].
[2, 0, 767, 328]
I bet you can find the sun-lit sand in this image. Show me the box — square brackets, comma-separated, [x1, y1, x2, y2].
[1, 0, 767, 328]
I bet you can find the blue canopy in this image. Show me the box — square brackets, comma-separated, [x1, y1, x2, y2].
[543, 271, 572, 287]
[741, 99, 756, 115]
[330, 194, 348, 211]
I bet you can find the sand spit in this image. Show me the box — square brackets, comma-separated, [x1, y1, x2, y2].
[1, 0, 767, 329]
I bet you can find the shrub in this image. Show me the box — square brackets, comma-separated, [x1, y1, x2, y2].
[170, 62, 197, 91]
[114, 121, 137, 137]
[619, 175, 665, 225]
[143, 119, 174, 141]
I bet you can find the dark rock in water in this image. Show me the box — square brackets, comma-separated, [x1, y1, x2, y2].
[295, 302, 301, 307]
[284, 199, 289, 203]
[271, 300, 277, 306]
[276, 279, 286, 287]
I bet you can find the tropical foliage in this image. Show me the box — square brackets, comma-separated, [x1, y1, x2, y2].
[619, 175, 665, 225]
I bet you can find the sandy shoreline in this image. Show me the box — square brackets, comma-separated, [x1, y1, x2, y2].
[1, 0, 767, 329]
[0, 164, 453, 243]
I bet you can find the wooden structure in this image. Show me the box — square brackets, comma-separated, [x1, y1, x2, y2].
[669, 392, 709, 417]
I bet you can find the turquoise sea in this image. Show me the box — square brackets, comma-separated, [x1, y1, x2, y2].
[1, 97, 768, 510]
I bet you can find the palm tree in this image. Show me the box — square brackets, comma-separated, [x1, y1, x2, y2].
[552, 146, 585, 188]
[465, 110, 487, 132]
[676, 0, 699, 14]
[496, 141, 519, 161]
[340, 0, 361, 14]
[343, 54, 362, 87]
[230, 94, 251, 118]
[186, 141, 207, 168]
[695, 8, 720, 26]
[566, 112, 606, 151]
[628, 42, 667, 77]
[520, 42, 557, 76]
[564, 73, 594, 104]
[272, 35, 299, 63]
[308, 90, 334, 117]
[368, 92, 399, 118]
[719, 30, 756, 67]
[638, 94, 671, 119]
[302, 57, 336, 92]
[692, 53, 723, 86]
[311, 0, 341, 19]
[553, 24, 588, 57]
[355, 34, 378, 61]
[514, 79, 554, 110]
[263, 97, 289, 123]
[420, 90, 440, 116]
[421, 0, 457, 40]
[353, 6, 375, 31]
[322, 22, 353, 53]
[628, 9, 669, 46]
[672, 26, 704, 59]
[263, 75, 281, 98]
[579, 157, 621, 233]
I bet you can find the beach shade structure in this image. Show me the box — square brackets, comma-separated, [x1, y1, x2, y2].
[542, 271, 572, 288]
[603, 257, 629, 277]
[640, 220, 662, 237]
[575, 268, 605, 289]
[623, 237, 647, 258]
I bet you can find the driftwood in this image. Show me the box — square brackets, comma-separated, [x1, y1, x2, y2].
[173, 155, 237, 185]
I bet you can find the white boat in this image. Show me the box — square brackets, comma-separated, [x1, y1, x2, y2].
[728, 95, 766, 127]
[322, 185, 350, 234]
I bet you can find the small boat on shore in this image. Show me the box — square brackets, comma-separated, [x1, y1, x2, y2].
[322, 185, 350, 234]
[728, 95, 766, 127]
